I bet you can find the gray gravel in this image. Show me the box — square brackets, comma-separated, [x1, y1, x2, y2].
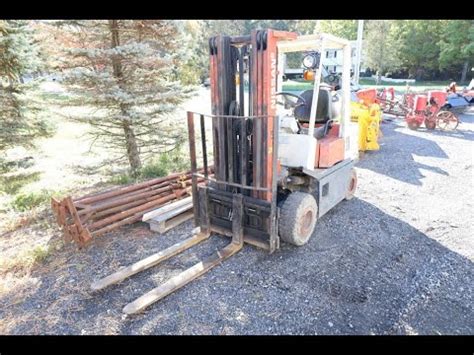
[1, 111, 473, 335]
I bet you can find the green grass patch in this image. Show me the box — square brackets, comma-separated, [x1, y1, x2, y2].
[139, 149, 189, 179]
[359, 78, 467, 87]
[11, 189, 52, 212]
[282, 82, 313, 91]
[139, 160, 169, 179]
[108, 173, 134, 185]
[0, 243, 55, 273]
[282, 79, 452, 93]
[107, 147, 190, 186]
[39, 90, 72, 103]
[0, 172, 41, 195]
[30, 245, 51, 263]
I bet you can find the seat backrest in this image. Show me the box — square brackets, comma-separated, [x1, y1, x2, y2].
[294, 89, 332, 123]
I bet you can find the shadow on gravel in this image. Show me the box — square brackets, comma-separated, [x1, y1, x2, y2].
[265, 197, 474, 335]
[427, 112, 474, 142]
[2, 201, 472, 335]
[358, 122, 449, 186]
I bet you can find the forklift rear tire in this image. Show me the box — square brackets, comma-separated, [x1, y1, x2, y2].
[279, 192, 318, 246]
[345, 168, 357, 200]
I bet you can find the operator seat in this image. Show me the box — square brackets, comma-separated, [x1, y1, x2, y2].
[295, 88, 339, 139]
[294, 88, 333, 124]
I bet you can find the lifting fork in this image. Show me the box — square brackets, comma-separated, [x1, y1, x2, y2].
[90, 194, 245, 315]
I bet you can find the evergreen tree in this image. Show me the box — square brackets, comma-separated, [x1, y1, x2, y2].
[0, 20, 51, 158]
[54, 20, 194, 176]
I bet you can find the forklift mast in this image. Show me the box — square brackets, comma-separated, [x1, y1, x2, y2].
[209, 30, 297, 202]
[186, 30, 297, 253]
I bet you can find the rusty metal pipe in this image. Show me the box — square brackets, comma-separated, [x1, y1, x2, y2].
[74, 171, 196, 205]
[92, 196, 190, 236]
[81, 178, 182, 207]
[91, 214, 142, 237]
[74, 166, 213, 205]
[88, 191, 182, 220]
[77, 179, 196, 216]
[88, 189, 189, 231]
[82, 180, 200, 222]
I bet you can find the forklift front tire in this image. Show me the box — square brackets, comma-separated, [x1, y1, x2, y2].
[279, 192, 318, 246]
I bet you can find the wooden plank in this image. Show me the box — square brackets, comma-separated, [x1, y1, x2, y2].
[142, 196, 192, 222]
[90, 232, 210, 291]
[149, 211, 194, 234]
[122, 241, 243, 315]
[150, 203, 192, 224]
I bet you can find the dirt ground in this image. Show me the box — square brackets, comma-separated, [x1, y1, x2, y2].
[0, 93, 473, 334]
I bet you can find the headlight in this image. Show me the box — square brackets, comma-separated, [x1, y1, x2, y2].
[303, 52, 320, 69]
[303, 54, 315, 69]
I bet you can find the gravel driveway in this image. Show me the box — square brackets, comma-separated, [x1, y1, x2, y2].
[1, 110, 473, 335]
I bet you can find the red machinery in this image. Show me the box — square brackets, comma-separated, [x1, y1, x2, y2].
[375, 87, 409, 117]
[405, 90, 459, 130]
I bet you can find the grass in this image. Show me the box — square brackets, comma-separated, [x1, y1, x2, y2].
[281, 78, 452, 93]
[30, 245, 51, 263]
[107, 147, 190, 185]
[139, 159, 169, 179]
[0, 172, 42, 195]
[358, 78, 469, 87]
[39, 91, 72, 103]
[108, 173, 134, 186]
[0, 243, 55, 274]
[10, 189, 53, 212]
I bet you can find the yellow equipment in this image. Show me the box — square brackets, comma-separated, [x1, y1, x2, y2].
[350, 100, 382, 151]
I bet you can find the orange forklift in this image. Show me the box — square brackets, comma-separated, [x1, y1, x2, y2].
[91, 30, 358, 314]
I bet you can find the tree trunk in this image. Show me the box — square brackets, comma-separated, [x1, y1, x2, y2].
[109, 20, 142, 176]
[460, 60, 469, 83]
[376, 71, 382, 85]
[123, 121, 141, 176]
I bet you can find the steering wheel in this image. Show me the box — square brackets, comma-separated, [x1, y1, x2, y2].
[275, 92, 306, 109]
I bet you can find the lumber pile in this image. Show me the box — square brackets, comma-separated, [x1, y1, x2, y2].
[51, 168, 209, 248]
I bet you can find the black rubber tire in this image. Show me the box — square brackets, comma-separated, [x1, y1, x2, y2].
[407, 121, 420, 130]
[345, 168, 358, 200]
[425, 119, 436, 130]
[279, 192, 318, 246]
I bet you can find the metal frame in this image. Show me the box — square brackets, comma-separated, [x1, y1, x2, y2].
[187, 111, 280, 253]
[277, 33, 353, 160]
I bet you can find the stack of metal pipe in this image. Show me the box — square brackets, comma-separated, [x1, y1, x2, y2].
[51, 168, 210, 248]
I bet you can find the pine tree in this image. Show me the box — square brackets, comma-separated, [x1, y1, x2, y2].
[0, 20, 51, 157]
[54, 20, 194, 176]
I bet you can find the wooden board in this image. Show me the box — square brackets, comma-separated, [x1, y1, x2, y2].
[142, 196, 192, 222]
[149, 211, 194, 234]
[151, 203, 192, 223]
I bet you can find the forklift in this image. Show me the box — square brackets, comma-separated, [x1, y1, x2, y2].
[91, 30, 358, 314]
